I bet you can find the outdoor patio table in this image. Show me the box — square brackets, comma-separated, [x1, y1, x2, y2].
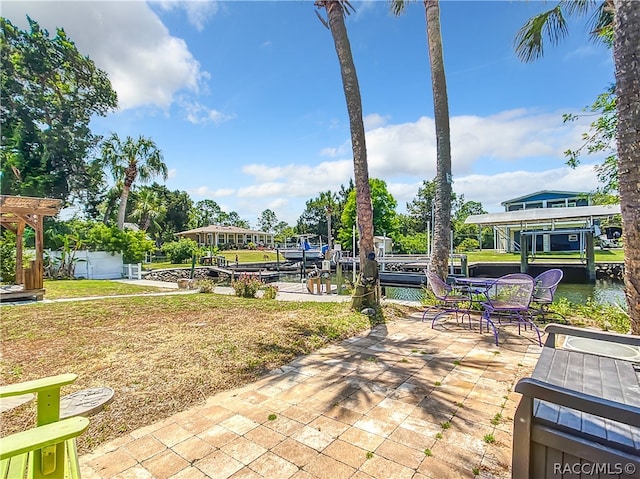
[454, 277, 498, 301]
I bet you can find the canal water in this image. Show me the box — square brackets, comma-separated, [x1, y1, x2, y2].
[384, 279, 626, 307]
[278, 272, 626, 307]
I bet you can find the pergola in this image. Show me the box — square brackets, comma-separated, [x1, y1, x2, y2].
[0, 195, 62, 300]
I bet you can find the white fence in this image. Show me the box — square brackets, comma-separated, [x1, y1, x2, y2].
[46, 250, 124, 280]
[123, 263, 142, 280]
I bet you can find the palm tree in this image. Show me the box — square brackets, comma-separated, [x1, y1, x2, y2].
[129, 188, 166, 232]
[99, 133, 168, 230]
[391, 0, 452, 279]
[515, 0, 639, 333]
[514, 0, 613, 62]
[314, 1, 376, 306]
[612, 0, 639, 334]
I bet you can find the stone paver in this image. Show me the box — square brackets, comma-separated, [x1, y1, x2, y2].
[80, 309, 539, 478]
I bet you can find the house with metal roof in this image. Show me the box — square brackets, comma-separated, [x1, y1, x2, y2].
[176, 225, 275, 249]
[465, 191, 619, 255]
[465, 191, 620, 280]
[501, 190, 591, 212]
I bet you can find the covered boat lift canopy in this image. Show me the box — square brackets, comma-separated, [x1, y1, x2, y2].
[465, 205, 621, 281]
[464, 204, 620, 227]
[0, 195, 62, 300]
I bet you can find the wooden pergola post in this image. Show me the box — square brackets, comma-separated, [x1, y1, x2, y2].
[0, 195, 62, 300]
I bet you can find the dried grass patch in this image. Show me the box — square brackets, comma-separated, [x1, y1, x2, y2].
[0, 294, 413, 452]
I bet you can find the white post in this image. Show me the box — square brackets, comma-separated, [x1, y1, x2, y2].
[128, 263, 132, 279]
[137, 263, 142, 280]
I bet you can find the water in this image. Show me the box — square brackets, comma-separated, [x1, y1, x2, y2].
[384, 279, 627, 307]
[276, 272, 627, 307]
[555, 279, 626, 306]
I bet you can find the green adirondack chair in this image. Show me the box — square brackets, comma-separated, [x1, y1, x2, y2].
[0, 374, 90, 479]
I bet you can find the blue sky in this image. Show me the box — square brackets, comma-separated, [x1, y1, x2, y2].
[4, 1, 614, 227]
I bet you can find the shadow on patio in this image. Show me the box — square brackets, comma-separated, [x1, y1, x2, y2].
[80, 310, 542, 479]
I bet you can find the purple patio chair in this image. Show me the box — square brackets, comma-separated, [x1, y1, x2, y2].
[423, 270, 471, 328]
[480, 273, 541, 346]
[530, 269, 566, 323]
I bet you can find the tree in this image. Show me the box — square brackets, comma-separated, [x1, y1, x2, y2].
[296, 190, 340, 245]
[273, 221, 293, 245]
[451, 197, 490, 250]
[392, 1, 453, 280]
[406, 179, 437, 234]
[514, 0, 613, 63]
[128, 188, 166, 233]
[98, 134, 168, 230]
[338, 178, 398, 247]
[564, 84, 618, 193]
[0, 17, 117, 204]
[147, 183, 193, 246]
[515, 0, 639, 332]
[192, 199, 224, 227]
[257, 209, 278, 233]
[221, 211, 250, 229]
[613, 0, 639, 334]
[315, 2, 376, 302]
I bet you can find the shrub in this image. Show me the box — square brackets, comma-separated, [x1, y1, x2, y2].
[161, 238, 198, 264]
[231, 274, 263, 298]
[261, 284, 278, 300]
[198, 279, 217, 293]
[456, 238, 479, 252]
[0, 231, 17, 284]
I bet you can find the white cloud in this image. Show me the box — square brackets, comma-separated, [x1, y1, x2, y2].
[267, 198, 288, 210]
[387, 181, 423, 206]
[240, 160, 353, 197]
[179, 98, 235, 124]
[228, 109, 601, 223]
[167, 168, 177, 179]
[191, 186, 235, 197]
[319, 147, 339, 158]
[153, 0, 220, 32]
[3, 1, 206, 110]
[454, 164, 600, 212]
[364, 113, 389, 130]
[364, 109, 591, 180]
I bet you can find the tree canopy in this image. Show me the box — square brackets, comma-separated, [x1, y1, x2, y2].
[0, 17, 117, 205]
[338, 178, 398, 248]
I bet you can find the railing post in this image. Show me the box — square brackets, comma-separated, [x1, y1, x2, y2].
[137, 263, 142, 280]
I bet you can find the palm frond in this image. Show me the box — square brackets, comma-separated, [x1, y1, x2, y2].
[560, 0, 597, 17]
[514, 5, 569, 63]
[390, 0, 409, 17]
[315, 9, 329, 29]
[588, 0, 614, 38]
[342, 0, 355, 16]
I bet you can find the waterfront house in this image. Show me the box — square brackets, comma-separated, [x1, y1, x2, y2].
[465, 191, 618, 254]
[176, 225, 275, 249]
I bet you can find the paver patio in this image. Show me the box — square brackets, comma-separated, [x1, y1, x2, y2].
[79, 310, 541, 479]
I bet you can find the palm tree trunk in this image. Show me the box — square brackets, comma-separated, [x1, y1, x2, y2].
[613, 0, 640, 334]
[117, 185, 130, 230]
[424, 0, 452, 280]
[325, 2, 374, 265]
[323, 1, 377, 308]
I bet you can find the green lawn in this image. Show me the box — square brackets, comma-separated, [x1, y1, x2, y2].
[144, 248, 624, 271]
[1, 294, 411, 452]
[465, 249, 624, 263]
[145, 249, 285, 270]
[43, 279, 173, 299]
